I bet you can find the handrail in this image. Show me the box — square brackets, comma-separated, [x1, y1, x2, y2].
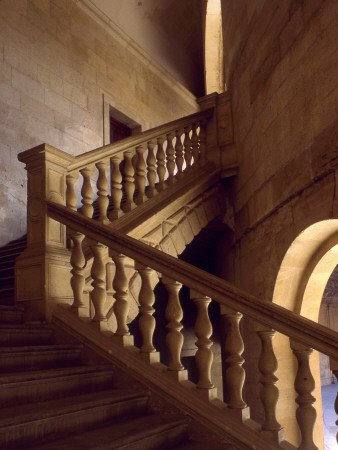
[68, 108, 214, 172]
[47, 200, 338, 360]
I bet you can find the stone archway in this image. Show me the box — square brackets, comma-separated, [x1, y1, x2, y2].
[204, 0, 225, 94]
[272, 219, 338, 448]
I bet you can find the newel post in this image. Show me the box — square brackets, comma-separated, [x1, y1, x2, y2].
[197, 92, 236, 171]
[15, 144, 74, 321]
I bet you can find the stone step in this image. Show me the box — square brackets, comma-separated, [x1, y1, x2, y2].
[0, 389, 149, 449]
[0, 276, 14, 289]
[0, 344, 83, 372]
[0, 267, 14, 278]
[0, 305, 24, 323]
[28, 413, 188, 450]
[0, 365, 116, 407]
[175, 441, 238, 449]
[0, 251, 22, 261]
[0, 323, 54, 346]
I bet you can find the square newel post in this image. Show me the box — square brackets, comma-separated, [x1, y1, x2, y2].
[197, 92, 236, 175]
[15, 144, 75, 322]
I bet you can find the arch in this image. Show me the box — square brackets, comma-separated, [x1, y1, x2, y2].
[272, 219, 338, 447]
[204, 0, 225, 94]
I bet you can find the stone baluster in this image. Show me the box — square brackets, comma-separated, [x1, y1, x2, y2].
[110, 252, 130, 336]
[175, 129, 184, 179]
[122, 150, 135, 212]
[80, 166, 94, 218]
[191, 122, 200, 168]
[146, 140, 157, 198]
[165, 132, 176, 185]
[156, 136, 166, 192]
[222, 308, 246, 408]
[95, 160, 109, 224]
[109, 155, 123, 220]
[183, 125, 193, 171]
[257, 327, 281, 431]
[135, 145, 147, 205]
[70, 232, 86, 315]
[135, 262, 156, 353]
[199, 120, 207, 167]
[290, 340, 318, 450]
[191, 290, 214, 389]
[162, 276, 184, 371]
[90, 242, 108, 330]
[66, 172, 78, 210]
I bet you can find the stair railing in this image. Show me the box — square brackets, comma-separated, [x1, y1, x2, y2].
[16, 93, 236, 321]
[48, 201, 338, 450]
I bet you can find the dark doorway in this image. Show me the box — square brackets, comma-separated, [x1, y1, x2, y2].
[110, 116, 132, 143]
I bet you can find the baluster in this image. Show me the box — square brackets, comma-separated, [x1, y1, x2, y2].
[257, 327, 281, 431]
[66, 172, 78, 210]
[166, 132, 176, 185]
[90, 242, 108, 329]
[135, 145, 147, 205]
[136, 262, 156, 353]
[109, 155, 123, 220]
[183, 125, 193, 171]
[80, 166, 94, 218]
[199, 120, 207, 166]
[162, 276, 183, 371]
[146, 140, 157, 198]
[222, 308, 246, 408]
[175, 129, 184, 179]
[156, 136, 166, 192]
[122, 150, 136, 212]
[96, 160, 109, 224]
[191, 122, 200, 168]
[111, 252, 130, 336]
[290, 340, 318, 450]
[70, 232, 86, 315]
[191, 290, 213, 389]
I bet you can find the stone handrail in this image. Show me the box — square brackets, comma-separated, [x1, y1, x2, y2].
[47, 201, 338, 360]
[68, 108, 214, 172]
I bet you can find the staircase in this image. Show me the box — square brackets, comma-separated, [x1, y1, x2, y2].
[4, 94, 338, 449]
[0, 236, 26, 305]
[0, 297, 237, 449]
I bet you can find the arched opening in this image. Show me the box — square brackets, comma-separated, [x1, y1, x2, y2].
[204, 0, 225, 94]
[272, 220, 338, 447]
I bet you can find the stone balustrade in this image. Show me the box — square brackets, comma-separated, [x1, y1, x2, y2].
[47, 201, 338, 450]
[65, 109, 212, 225]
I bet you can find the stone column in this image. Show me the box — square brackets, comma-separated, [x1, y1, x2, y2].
[15, 144, 74, 321]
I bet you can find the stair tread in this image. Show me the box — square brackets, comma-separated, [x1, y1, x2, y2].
[0, 305, 24, 312]
[28, 413, 187, 449]
[0, 364, 114, 384]
[0, 344, 82, 353]
[0, 323, 53, 331]
[0, 389, 148, 428]
[175, 441, 237, 449]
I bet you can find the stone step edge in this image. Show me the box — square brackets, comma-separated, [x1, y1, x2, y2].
[0, 389, 149, 429]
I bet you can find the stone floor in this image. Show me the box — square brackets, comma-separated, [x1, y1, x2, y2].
[322, 384, 338, 449]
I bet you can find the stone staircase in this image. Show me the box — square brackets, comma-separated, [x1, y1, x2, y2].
[0, 236, 26, 305]
[0, 272, 235, 448]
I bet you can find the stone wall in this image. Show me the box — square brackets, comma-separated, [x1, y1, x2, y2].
[0, 0, 198, 245]
[220, 0, 338, 297]
[219, 0, 338, 445]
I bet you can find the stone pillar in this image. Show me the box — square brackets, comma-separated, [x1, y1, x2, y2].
[15, 144, 74, 321]
[197, 92, 236, 173]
